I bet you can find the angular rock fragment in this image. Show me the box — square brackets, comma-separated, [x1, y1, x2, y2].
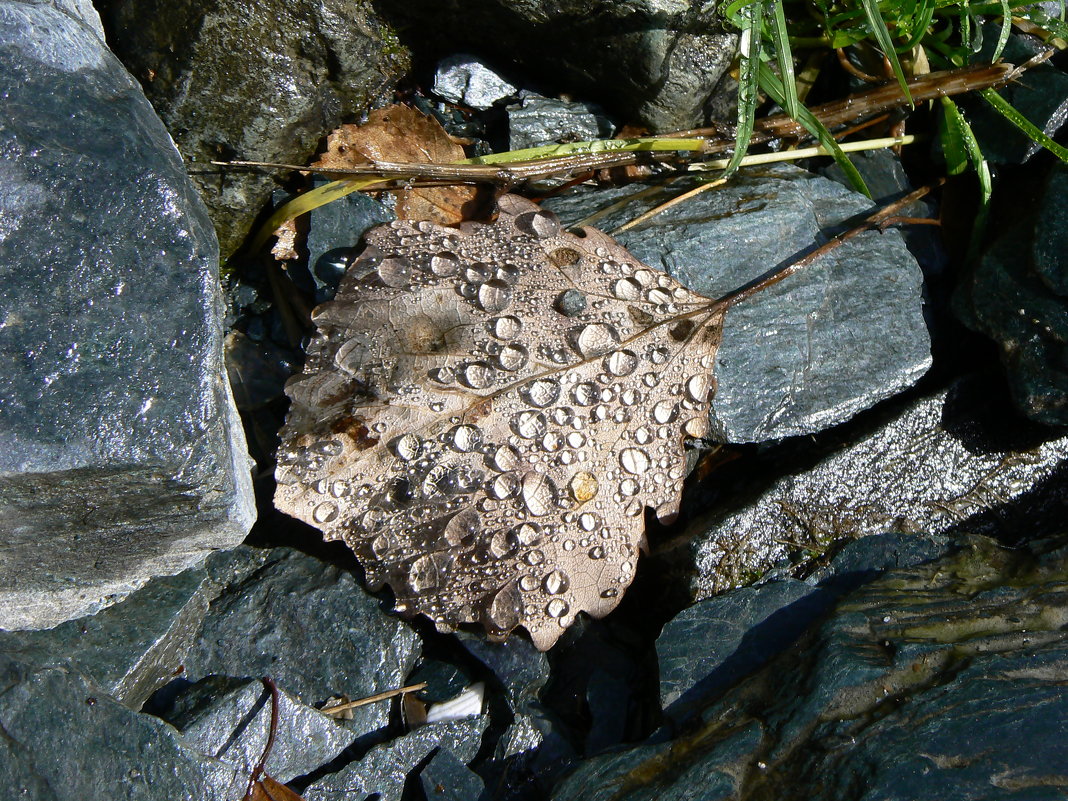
[507, 92, 615, 150]
[95, 0, 410, 258]
[433, 53, 518, 109]
[683, 377, 1068, 601]
[0, 0, 254, 630]
[303, 716, 487, 801]
[168, 677, 357, 783]
[542, 164, 932, 442]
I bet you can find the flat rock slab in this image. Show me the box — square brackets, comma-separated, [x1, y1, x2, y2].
[684, 376, 1068, 600]
[542, 164, 932, 443]
[0, 1, 254, 630]
[552, 538, 1068, 801]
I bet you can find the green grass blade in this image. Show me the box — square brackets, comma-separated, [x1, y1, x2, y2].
[767, 0, 800, 118]
[938, 96, 972, 176]
[723, 0, 768, 177]
[858, 0, 913, 105]
[899, 0, 936, 51]
[758, 61, 870, 196]
[980, 87, 1068, 164]
[992, 0, 1012, 61]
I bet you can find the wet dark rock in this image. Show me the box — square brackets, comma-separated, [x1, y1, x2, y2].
[181, 547, 421, 735]
[420, 747, 488, 801]
[434, 54, 518, 110]
[967, 30, 1068, 164]
[0, 0, 254, 630]
[305, 189, 394, 304]
[507, 92, 615, 150]
[225, 331, 301, 411]
[94, 0, 410, 259]
[378, 1, 736, 132]
[458, 631, 550, 714]
[303, 716, 487, 801]
[0, 566, 212, 710]
[553, 537, 1068, 801]
[0, 654, 243, 800]
[683, 377, 1068, 601]
[956, 162, 1068, 425]
[542, 164, 931, 443]
[167, 676, 357, 783]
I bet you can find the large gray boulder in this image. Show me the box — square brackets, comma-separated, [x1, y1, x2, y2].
[95, 0, 412, 259]
[0, 0, 255, 629]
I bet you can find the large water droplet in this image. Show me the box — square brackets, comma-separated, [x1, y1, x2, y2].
[490, 472, 521, 499]
[554, 289, 587, 317]
[522, 378, 560, 408]
[604, 349, 638, 377]
[521, 472, 558, 516]
[612, 277, 642, 301]
[488, 583, 522, 630]
[313, 501, 339, 524]
[335, 336, 370, 373]
[378, 257, 411, 287]
[652, 400, 679, 424]
[571, 381, 599, 407]
[568, 471, 599, 503]
[478, 279, 513, 313]
[448, 424, 482, 452]
[497, 343, 528, 371]
[496, 263, 521, 284]
[515, 209, 561, 238]
[620, 448, 651, 475]
[569, 323, 620, 358]
[443, 508, 480, 545]
[512, 410, 547, 439]
[543, 569, 570, 595]
[392, 433, 422, 461]
[579, 512, 598, 531]
[491, 315, 522, 339]
[687, 374, 711, 402]
[429, 251, 460, 276]
[464, 262, 492, 283]
[407, 552, 452, 592]
[546, 598, 569, 618]
[619, 477, 640, 496]
[588, 545, 605, 559]
[459, 362, 495, 389]
[490, 444, 520, 472]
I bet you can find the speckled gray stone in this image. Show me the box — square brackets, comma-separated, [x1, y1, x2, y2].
[0, 566, 212, 709]
[95, 0, 410, 258]
[182, 547, 421, 735]
[542, 164, 932, 443]
[169, 677, 357, 783]
[419, 748, 487, 801]
[303, 717, 487, 801]
[433, 53, 518, 110]
[507, 92, 615, 150]
[0, 0, 254, 630]
[0, 655, 244, 800]
[684, 378, 1068, 601]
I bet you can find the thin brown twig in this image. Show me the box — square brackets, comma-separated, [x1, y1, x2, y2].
[319, 682, 428, 717]
[242, 677, 281, 801]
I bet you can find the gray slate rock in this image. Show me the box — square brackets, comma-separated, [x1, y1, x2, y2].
[169, 676, 357, 783]
[376, 1, 736, 131]
[304, 716, 487, 801]
[434, 54, 518, 110]
[508, 92, 615, 150]
[685, 378, 1068, 601]
[420, 747, 487, 801]
[305, 188, 394, 304]
[182, 547, 421, 734]
[541, 164, 932, 443]
[0, 0, 254, 630]
[956, 162, 1068, 425]
[0, 566, 212, 709]
[95, 0, 410, 259]
[553, 537, 1068, 801]
[0, 655, 244, 800]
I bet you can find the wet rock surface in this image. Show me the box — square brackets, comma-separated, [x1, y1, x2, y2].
[542, 164, 932, 443]
[677, 375, 1068, 601]
[553, 535, 1068, 801]
[94, 0, 410, 259]
[507, 92, 615, 150]
[378, 0, 736, 131]
[956, 162, 1068, 425]
[0, 0, 254, 630]
[434, 54, 518, 110]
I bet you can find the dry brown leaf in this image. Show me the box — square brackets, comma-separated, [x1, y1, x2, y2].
[275, 195, 723, 650]
[311, 104, 479, 225]
[247, 775, 306, 801]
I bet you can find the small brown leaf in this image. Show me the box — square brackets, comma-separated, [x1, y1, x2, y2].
[311, 105, 478, 225]
[247, 775, 306, 801]
[275, 196, 723, 650]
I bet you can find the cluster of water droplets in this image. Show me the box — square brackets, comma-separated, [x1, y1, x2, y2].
[275, 197, 720, 649]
